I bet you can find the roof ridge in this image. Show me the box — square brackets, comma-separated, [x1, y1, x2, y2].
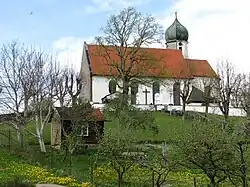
[87, 44, 182, 52]
[185, 58, 208, 62]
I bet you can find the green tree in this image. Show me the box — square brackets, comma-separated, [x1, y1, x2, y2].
[139, 143, 176, 187]
[176, 120, 235, 187]
[99, 126, 139, 187]
[100, 95, 158, 186]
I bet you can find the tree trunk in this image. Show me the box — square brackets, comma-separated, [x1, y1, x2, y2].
[156, 174, 162, 187]
[239, 143, 248, 187]
[209, 176, 216, 187]
[118, 172, 123, 187]
[224, 114, 229, 121]
[35, 115, 46, 153]
[16, 127, 23, 148]
[182, 101, 186, 114]
[37, 133, 46, 152]
[182, 101, 186, 122]
[59, 98, 64, 107]
[24, 97, 29, 117]
[205, 103, 209, 116]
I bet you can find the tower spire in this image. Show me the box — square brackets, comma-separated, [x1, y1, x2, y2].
[175, 12, 178, 19]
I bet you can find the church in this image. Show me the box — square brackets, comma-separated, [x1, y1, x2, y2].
[79, 13, 217, 108]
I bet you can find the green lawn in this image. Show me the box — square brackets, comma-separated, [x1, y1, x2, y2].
[105, 112, 193, 142]
[0, 111, 247, 186]
[0, 111, 247, 146]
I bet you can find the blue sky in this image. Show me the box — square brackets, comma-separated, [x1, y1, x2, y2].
[0, 0, 249, 72]
[0, 0, 171, 47]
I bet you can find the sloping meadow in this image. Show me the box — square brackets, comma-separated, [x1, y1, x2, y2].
[0, 151, 92, 187]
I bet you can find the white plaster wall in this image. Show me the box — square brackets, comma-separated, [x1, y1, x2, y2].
[80, 43, 91, 101]
[92, 103, 246, 117]
[92, 76, 110, 103]
[135, 79, 177, 105]
[91, 76, 218, 106]
[166, 42, 177, 49]
[92, 76, 187, 105]
[166, 40, 188, 58]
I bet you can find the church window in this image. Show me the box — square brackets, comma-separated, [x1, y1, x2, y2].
[152, 81, 160, 104]
[173, 82, 181, 105]
[204, 86, 211, 98]
[131, 83, 139, 104]
[108, 80, 116, 94]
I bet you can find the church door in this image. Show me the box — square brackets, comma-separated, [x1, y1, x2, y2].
[173, 82, 181, 105]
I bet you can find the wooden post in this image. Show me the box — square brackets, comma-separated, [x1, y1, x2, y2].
[8, 129, 11, 151]
[50, 146, 52, 169]
[162, 139, 167, 165]
[69, 153, 72, 175]
[90, 162, 94, 184]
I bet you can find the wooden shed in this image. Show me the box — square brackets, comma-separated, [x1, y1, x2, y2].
[51, 107, 104, 149]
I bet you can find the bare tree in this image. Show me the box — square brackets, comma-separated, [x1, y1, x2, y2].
[26, 52, 60, 152]
[215, 60, 240, 120]
[231, 73, 243, 108]
[239, 73, 250, 121]
[95, 7, 164, 103]
[0, 41, 27, 147]
[172, 59, 194, 115]
[200, 77, 216, 116]
[54, 69, 68, 107]
[65, 68, 82, 106]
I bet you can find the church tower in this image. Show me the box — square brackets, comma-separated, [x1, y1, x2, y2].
[165, 12, 189, 58]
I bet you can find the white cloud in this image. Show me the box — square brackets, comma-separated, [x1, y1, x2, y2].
[52, 36, 95, 72]
[84, 0, 151, 14]
[155, 0, 250, 72]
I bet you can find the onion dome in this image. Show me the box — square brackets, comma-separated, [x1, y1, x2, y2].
[165, 12, 189, 42]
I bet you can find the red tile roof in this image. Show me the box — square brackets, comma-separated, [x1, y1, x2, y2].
[186, 59, 217, 77]
[55, 107, 104, 121]
[86, 44, 216, 78]
[92, 108, 105, 121]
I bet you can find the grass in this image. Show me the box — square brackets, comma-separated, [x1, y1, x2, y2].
[0, 111, 248, 186]
[0, 111, 247, 147]
[105, 111, 194, 142]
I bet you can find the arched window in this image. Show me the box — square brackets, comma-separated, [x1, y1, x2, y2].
[204, 86, 211, 98]
[131, 83, 139, 104]
[173, 82, 181, 105]
[152, 82, 160, 104]
[108, 80, 116, 94]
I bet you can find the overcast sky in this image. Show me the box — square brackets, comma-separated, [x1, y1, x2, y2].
[0, 0, 249, 72]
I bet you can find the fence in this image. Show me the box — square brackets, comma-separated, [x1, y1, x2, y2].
[0, 129, 19, 150]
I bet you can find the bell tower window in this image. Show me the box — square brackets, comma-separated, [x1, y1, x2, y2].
[178, 42, 183, 51]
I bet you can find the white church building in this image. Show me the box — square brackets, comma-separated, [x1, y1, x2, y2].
[79, 13, 245, 116]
